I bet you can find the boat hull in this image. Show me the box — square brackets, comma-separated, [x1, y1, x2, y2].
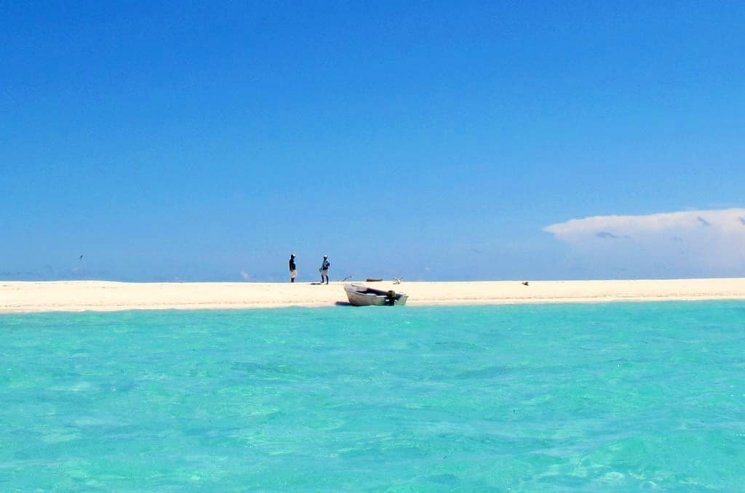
[344, 284, 408, 306]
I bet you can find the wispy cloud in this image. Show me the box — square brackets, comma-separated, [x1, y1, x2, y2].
[595, 231, 621, 240]
[545, 208, 745, 276]
[697, 216, 711, 227]
[595, 231, 631, 240]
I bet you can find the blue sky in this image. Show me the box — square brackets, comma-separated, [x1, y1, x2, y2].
[2, 1, 744, 281]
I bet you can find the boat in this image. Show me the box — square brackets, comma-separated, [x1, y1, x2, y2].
[344, 284, 408, 306]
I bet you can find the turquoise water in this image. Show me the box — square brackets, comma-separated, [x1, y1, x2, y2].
[2, 302, 745, 491]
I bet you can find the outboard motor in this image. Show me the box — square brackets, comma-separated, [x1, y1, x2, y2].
[385, 290, 396, 306]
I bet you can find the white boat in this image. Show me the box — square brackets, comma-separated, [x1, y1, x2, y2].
[344, 284, 408, 306]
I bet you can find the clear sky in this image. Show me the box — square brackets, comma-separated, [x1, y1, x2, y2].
[2, 1, 744, 281]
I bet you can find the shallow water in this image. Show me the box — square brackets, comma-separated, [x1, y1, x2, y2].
[2, 302, 745, 491]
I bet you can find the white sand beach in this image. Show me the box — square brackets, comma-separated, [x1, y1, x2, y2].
[2, 278, 745, 313]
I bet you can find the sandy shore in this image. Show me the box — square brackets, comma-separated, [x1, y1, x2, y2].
[2, 278, 745, 313]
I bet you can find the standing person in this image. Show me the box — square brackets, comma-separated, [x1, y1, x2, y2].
[319, 255, 331, 284]
[289, 254, 297, 283]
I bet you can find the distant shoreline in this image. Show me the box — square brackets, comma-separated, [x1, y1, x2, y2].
[2, 278, 745, 314]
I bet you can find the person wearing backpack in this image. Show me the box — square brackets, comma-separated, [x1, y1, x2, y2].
[319, 255, 331, 284]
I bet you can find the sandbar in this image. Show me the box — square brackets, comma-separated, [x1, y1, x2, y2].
[2, 279, 745, 313]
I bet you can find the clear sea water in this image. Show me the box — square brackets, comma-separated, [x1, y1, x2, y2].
[2, 302, 745, 492]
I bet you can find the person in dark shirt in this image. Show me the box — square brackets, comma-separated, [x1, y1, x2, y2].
[289, 254, 297, 283]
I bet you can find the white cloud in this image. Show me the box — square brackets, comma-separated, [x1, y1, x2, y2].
[545, 208, 745, 277]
